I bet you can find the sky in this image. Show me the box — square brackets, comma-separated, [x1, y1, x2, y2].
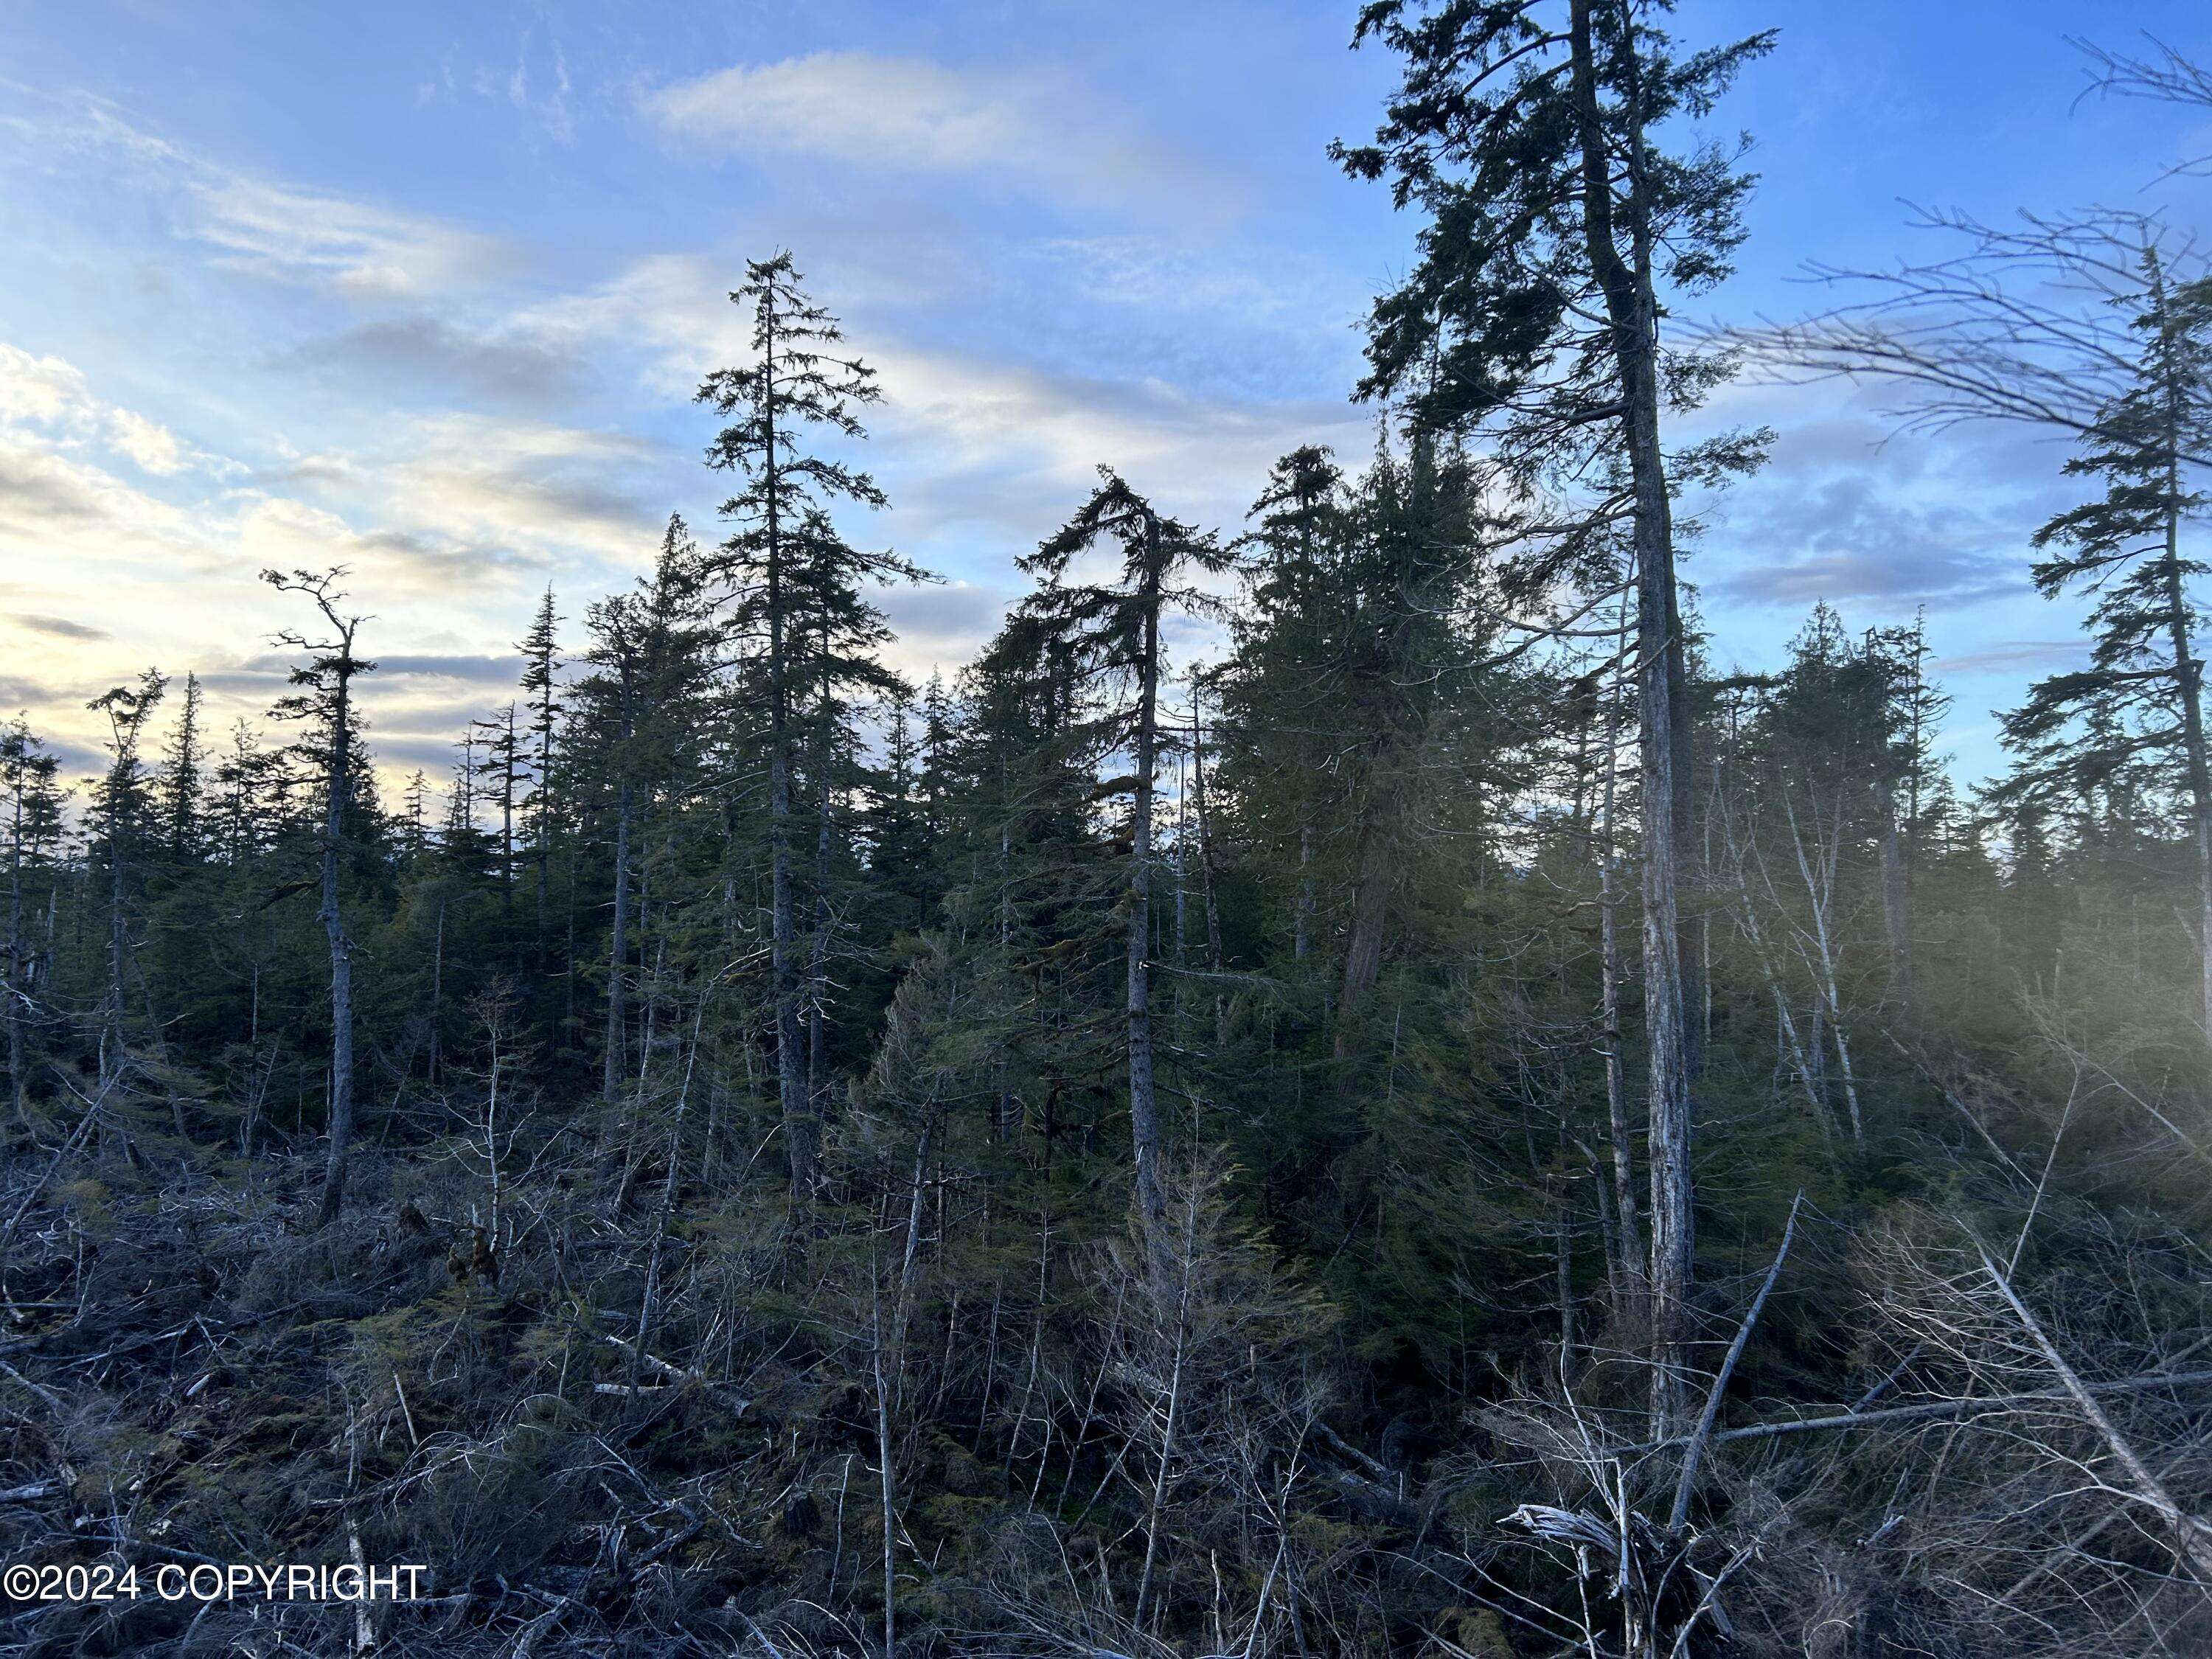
[1, 0, 2209, 799]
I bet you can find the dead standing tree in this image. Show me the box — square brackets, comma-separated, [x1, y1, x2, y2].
[264, 566, 373, 1228]
[1734, 209, 2212, 1039]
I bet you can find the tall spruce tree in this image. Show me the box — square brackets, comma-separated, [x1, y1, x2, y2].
[157, 671, 206, 865]
[1, 720, 63, 1124]
[87, 670, 165, 1089]
[518, 587, 562, 945]
[574, 518, 715, 1107]
[1225, 445, 1349, 969]
[1992, 261, 2212, 1034]
[696, 252, 898, 1198]
[1337, 0, 1772, 1431]
[1020, 471, 1229, 1275]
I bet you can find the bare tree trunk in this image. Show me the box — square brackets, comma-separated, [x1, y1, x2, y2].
[5, 793, 25, 1126]
[1875, 770, 1914, 1006]
[1294, 820, 1313, 963]
[1128, 515, 1167, 1266]
[1719, 770, 1832, 1135]
[602, 776, 632, 1103]
[1598, 615, 1643, 1291]
[1133, 1211, 1188, 1635]
[633, 991, 708, 1385]
[1571, 0, 1694, 1430]
[762, 296, 816, 1200]
[316, 661, 358, 1229]
[2157, 389, 2212, 1038]
[1780, 791, 1862, 1143]
[882, 1124, 938, 1659]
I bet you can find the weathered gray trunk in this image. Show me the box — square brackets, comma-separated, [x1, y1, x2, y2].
[1875, 771, 1913, 1006]
[5, 793, 25, 1124]
[601, 777, 632, 1102]
[1598, 615, 1643, 1292]
[1338, 804, 1393, 1033]
[1571, 0, 1694, 1430]
[1295, 821, 1314, 962]
[2156, 321, 2212, 1038]
[760, 296, 817, 1198]
[1127, 516, 1167, 1263]
[315, 664, 357, 1229]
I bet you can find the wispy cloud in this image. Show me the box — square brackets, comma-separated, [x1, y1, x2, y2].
[1717, 546, 2020, 608]
[641, 52, 1211, 210]
[525, 250, 1360, 539]
[377, 415, 669, 566]
[14, 98, 517, 300]
[11, 613, 108, 641]
[0, 342, 204, 476]
[187, 169, 514, 299]
[284, 316, 585, 406]
[0, 442, 208, 561]
[1933, 640, 2090, 677]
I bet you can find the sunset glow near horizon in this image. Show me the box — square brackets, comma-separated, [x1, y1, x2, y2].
[4, 0, 2209, 802]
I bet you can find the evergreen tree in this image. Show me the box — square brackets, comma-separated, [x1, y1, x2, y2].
[695, 252, 907, 1197]
[571, 517, 716, 1107]
[1993, 260, 2212, 1033]
[473, 702, 524, 917]
[1, 720, 63, 1123]
[87, 669, 165, 1088]
[1019, 470, 1230, 1276]
[156, 670, 207, 865]
[518, 586, 562, 940]
[1337, 0, 1773, 1429]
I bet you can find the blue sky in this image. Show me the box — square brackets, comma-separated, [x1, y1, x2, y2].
[1, 0, 2208, 792]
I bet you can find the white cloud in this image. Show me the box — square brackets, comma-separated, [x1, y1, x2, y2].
[107, 406, 186, 474]
[0, 341, 216, 478]
[185, 170, 513, 300]
[21, 100, 515, 301]
[0, 344, 91, 425]
[0, 420, 631, 793]
[648, 53, 1021, 171]
[367, 414, 668, 568]
[0, 439, 209, 559]
[521, 250, 1358, 531]
[865, 337, 1362, 534]
[641, 52, 1205, 210]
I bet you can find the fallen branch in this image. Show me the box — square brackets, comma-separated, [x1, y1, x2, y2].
[1622, 1367, 2212, 1454]
[1670, 1191, 1802, 1531]
[1975, 1239, 2212, 1581]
